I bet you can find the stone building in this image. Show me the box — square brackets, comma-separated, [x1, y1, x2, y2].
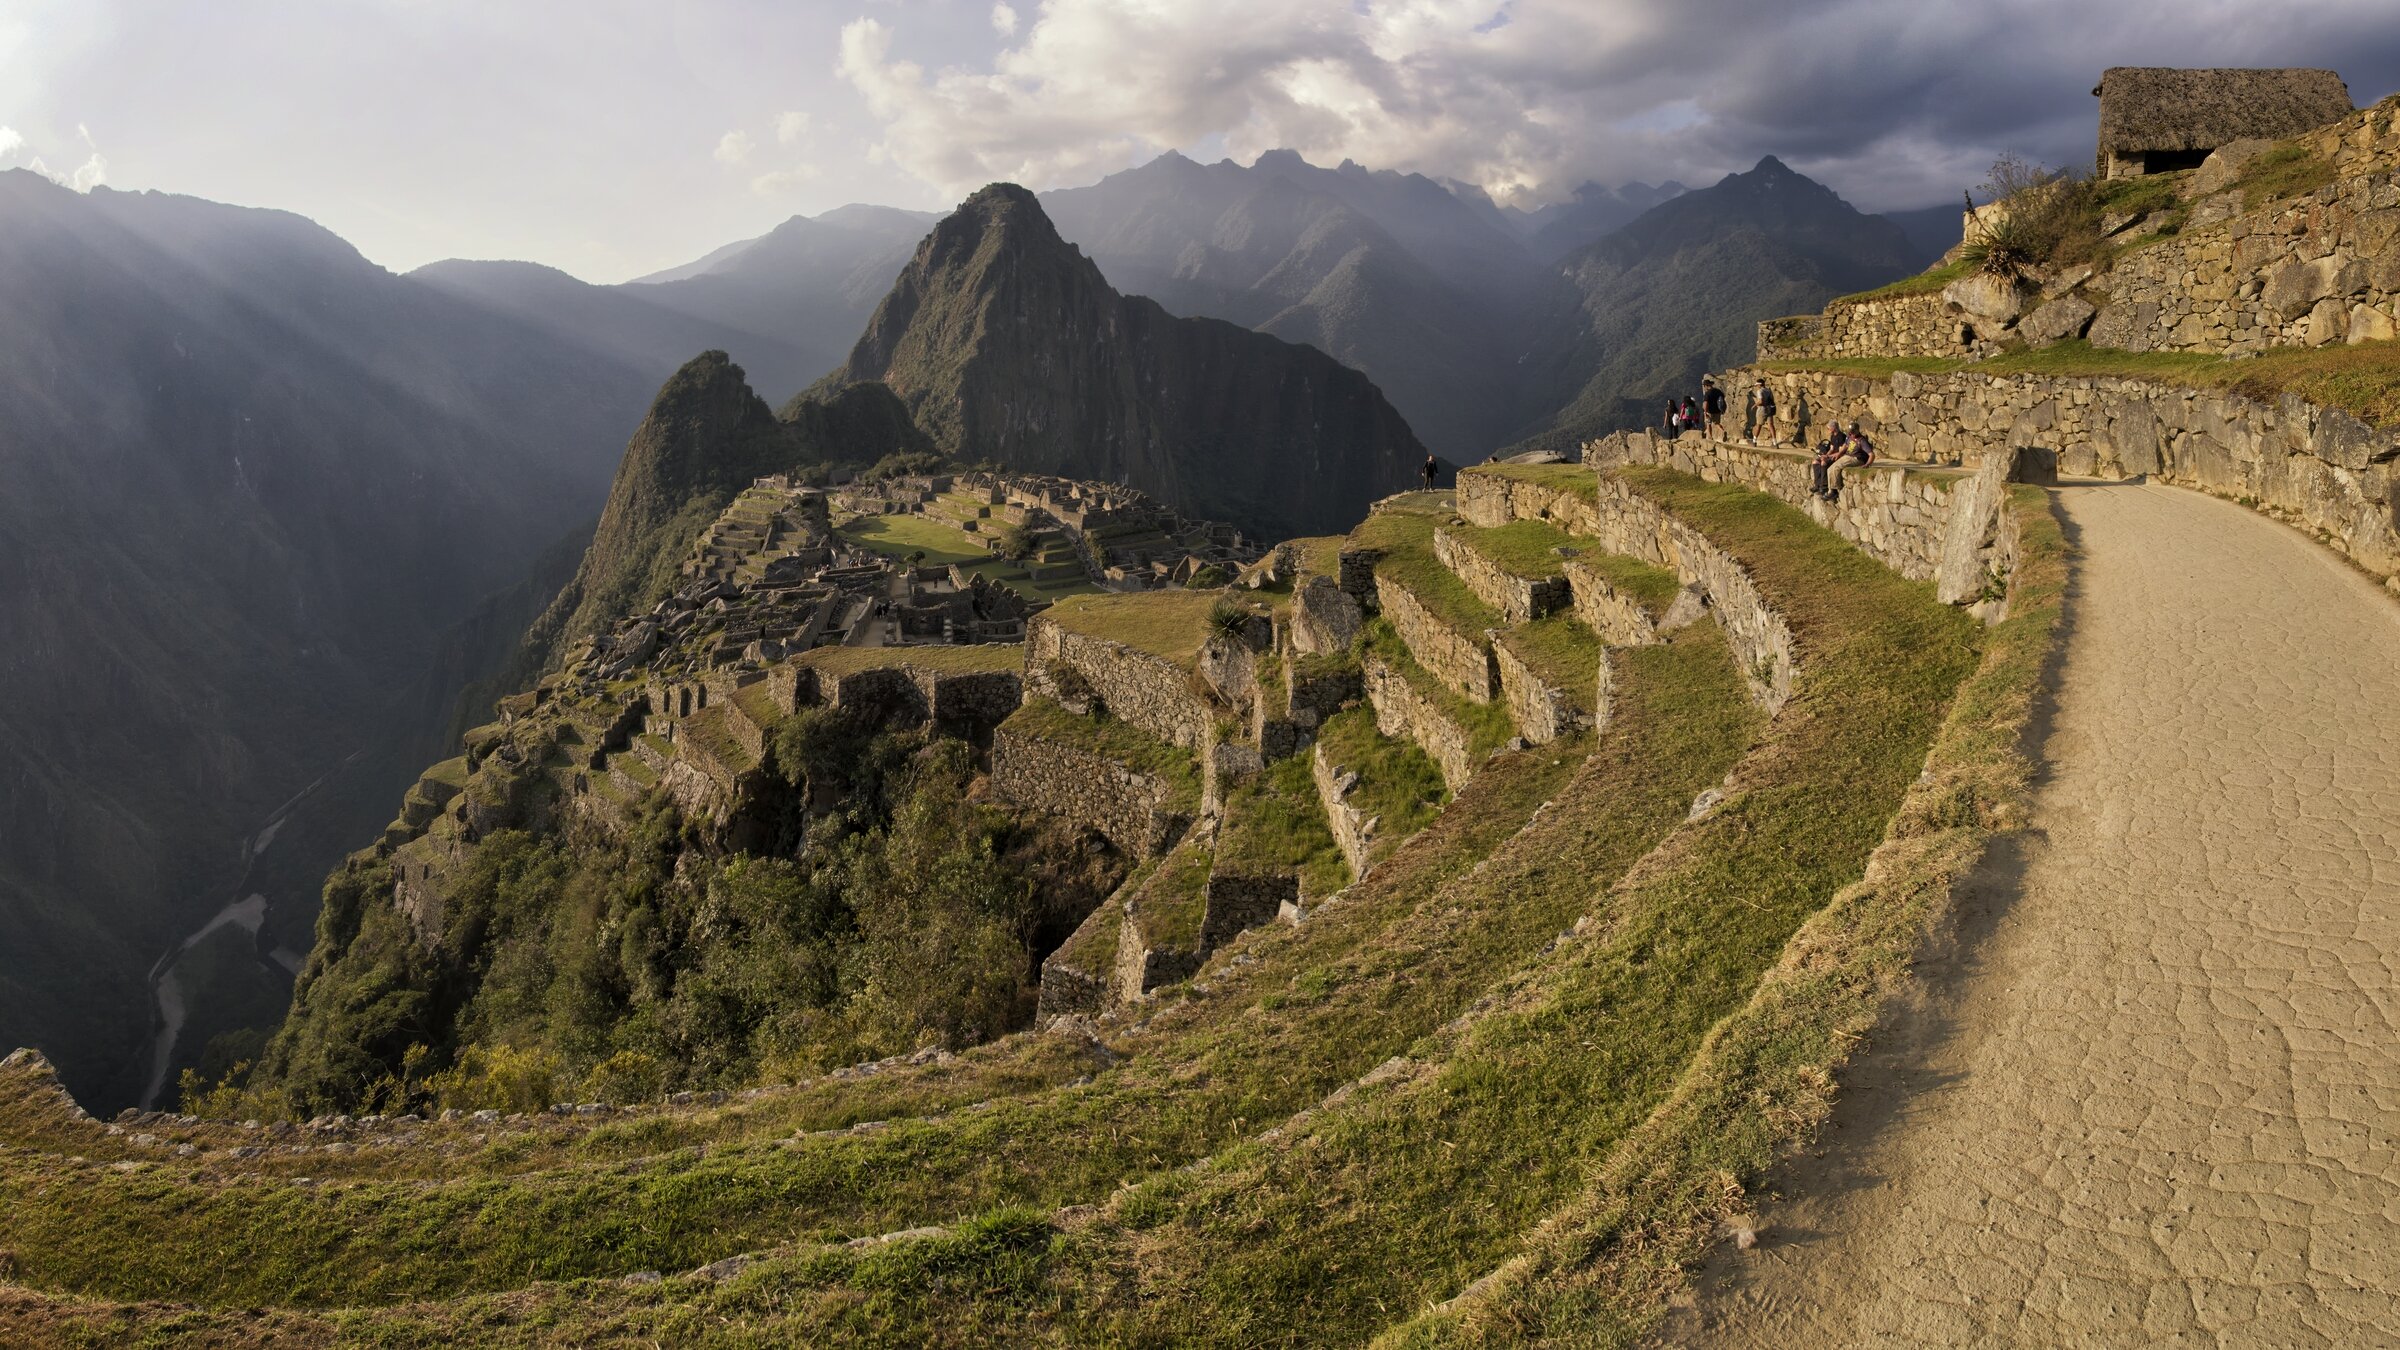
[2094, 67, 2351, 178]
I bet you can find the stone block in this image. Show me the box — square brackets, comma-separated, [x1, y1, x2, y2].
[2191, 138, 2277, 196]
[1942, 272, 2035, 326]
[2020, 294, 2097, 348]
[1290, 577, 1365, 656]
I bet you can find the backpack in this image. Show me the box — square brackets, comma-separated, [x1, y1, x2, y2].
[1759, 387, 1777, 413]
[1705, 387, 1725, 415]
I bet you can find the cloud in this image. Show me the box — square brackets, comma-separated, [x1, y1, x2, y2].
[775, 110, 811, 144]
[0, 126, 22, 161]
[751, 165, 822, 196]
[835, 0, 2400, 210]
[22, 123, 107, 191]
[714, 129, 754, 165]
[991, 3, 1018, 36]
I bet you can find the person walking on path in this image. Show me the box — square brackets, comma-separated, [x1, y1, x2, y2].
[1747, 378, 1778, 444]
[1703, 378, 1727, 437]
[1421, 453, 1440, 490]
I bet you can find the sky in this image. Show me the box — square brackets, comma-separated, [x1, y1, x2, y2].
[6, 0, 2399, 284]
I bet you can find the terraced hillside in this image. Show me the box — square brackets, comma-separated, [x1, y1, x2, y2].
[0, 449, 2065, 1346]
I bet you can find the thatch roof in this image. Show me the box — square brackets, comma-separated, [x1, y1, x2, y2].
[2095, 67, 2353, 154]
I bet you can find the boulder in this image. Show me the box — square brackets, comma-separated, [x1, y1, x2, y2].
[1942, 272, 2036, 326]
[1936, 445, 2020, 607]
[2350, 304, 2398, 345]
[2019, 294, 2097, 348]
[2190, 138, 2277, 196]
[2264, 255, 2353, 320]
[1290, 576, 1364, 656]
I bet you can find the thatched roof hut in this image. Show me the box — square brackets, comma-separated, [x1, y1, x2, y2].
[2094, 67, 2352, 178]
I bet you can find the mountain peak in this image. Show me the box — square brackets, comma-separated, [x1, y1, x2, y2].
[1750, 154, 1793, 176]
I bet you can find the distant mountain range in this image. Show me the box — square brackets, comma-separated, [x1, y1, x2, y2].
[0, 146, 1953, 1106]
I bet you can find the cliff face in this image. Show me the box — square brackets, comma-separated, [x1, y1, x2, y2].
[826, 183, 1427, 540]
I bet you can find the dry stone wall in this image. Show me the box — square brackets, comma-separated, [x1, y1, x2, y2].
[1754, 366, 2400, 587]
[1574, 478, 1798, 713]
[1493, 640, 1591, 745]
[1455, 473, 1606, 536]
[1434, 527, 1571, 623]
[1375, 574, 1499, 703]
[1025, 616, 1212, 749]
[1561, 559, 1662, 646]
[1759, 293, 1969, 361]
[990, 726, 1193, 857]
[2089, 99, 2400, 355]
[1362, 653, 1481, 792]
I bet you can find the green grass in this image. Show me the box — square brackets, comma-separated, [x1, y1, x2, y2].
[1128, 839, 1217, 952]
[1040, 590, 1222, 664]
[1314, 707, 1449, 861]
[1350, 508, 1504, 643]
[838, 513, 1098, 599]
[1446, 519, 1574, 579]
[1404, 484, 2067, 1346]
[421, 756, 471, 791]
[1362, 620, 1519, 758]
[1827, 257, 1970, 307]
[2234, 143, 2335, 209]
[1217, 756, 1353, 900]
[1498, 613, 1605, 695]
[1459, 462, 1598, 504]
[1000, 699, 1201, 812]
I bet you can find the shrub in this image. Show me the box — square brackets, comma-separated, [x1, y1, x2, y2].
[580, 1050, 670, 1105]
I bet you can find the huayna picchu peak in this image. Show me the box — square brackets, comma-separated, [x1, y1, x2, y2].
[824, 181, 1430, 540]
[10, 33, 2400, 1349]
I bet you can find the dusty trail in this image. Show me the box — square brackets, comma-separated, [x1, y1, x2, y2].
[1695, 481, 2400, 1346]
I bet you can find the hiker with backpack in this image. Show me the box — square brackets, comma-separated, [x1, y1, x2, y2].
[1702, 378, 1726, 437]
[1748, 378, 1778, 444]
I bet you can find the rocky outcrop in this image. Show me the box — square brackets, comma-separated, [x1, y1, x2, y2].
[1290, 577, 1365, 656]
[821, 182, 1427, 540]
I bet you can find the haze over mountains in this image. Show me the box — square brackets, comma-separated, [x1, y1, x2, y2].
[0, 145, 1945, 1107]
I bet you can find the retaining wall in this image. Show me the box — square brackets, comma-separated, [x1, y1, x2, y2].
[990, 726, 1193, 857]
[1362, 652, 1481, 792]
[1025, 616, 1212, 750]
[1749, 367, 2400, 587]
[1375, 575, 1499, 703]
[1494, 640, 1592, 746]
[1434, 526, 1572, 624]
[1759, 292, 1968, 361]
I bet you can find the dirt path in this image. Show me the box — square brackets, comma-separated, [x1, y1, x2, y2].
[1694, 482, 2400, 1346]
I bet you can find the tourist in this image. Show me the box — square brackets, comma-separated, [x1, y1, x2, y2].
[1679, 394, 1699, 436]
[1748, 378, 1777, 444]
[1663, 400, 1681, 436]
[1809, 427, 1850, 498]
[1826, 422, 1875, 503]
[1421, 453, 1440, 490]
[1702, 378, 1726, 437]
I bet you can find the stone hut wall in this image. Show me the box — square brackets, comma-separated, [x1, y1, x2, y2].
[1362, 653, 1481, 792]
[1749, 367, 2400, 587]
[990, 725, 1193, 857]
[1025, 615, 1213, 750]
[1374, 575, 1498, 703]
[1433, 526, 1571, 623]
[1758, 293, 1969, 361]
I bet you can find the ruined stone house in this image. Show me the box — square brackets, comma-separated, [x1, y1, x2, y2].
[2094, 66, 2351, 179]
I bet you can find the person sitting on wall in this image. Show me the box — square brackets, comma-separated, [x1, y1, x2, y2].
[1825, 422, 1875, 503]
[1809, 427, 1849, 498]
